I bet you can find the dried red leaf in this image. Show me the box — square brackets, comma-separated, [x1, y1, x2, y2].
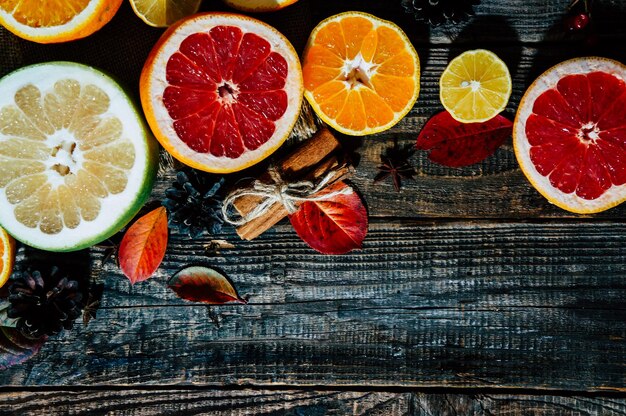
[168, 266, 246, 304]
[416, 110, 513, 167]
[0, 327, 45, 370]
[119, 207, 168, 285]
[288, 181, 368, 255]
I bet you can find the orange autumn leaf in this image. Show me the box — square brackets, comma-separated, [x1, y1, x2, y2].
[119, 207, 168, 285]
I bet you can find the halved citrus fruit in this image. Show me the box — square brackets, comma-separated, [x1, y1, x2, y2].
[140, 13, 303, 174]
[130, 0, 201, 28]
[222, 0, 299, 13]
[0, 0, 123, 44]
[0, 62, 159, 252]
[514, 57, 626, 214]
[302, 11, 420, 136]
[0, 227, 15, 289]
[440, 49, 512, 123]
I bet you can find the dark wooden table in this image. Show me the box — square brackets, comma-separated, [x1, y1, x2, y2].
[1, 0, 626, 414]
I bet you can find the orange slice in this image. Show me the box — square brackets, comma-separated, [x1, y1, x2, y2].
[302, 11, 420, 136]
[0, 0, 123, 44]
[140, 13, 303, 173]
[223, 0, 299, 13]
[514, 57, 626, 214]
[0, 227, 15, 289]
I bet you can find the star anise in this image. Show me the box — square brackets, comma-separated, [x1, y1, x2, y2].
[374, 144, 416, 192]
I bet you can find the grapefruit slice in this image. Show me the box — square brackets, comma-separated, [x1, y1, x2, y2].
[302, 12, 420, 136]
[514, 57, 626, 213]
[222, 0, 300, 13]
[0, 62, 159, 252]
[0, 0, 123, 44]
[140, 13, 303, 173]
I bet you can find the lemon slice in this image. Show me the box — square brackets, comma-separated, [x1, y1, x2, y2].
[0, 62, 158, 252]
[130, 0, 202, 27]
[440, 49, 512, 123]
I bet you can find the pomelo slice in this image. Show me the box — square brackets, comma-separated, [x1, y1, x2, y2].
[514, 57, 626, 213]
[0, 62, 159, 252]
[0, 0, 123, 44]
[140, 13, 303, 173]
[222, 0, 299, 13]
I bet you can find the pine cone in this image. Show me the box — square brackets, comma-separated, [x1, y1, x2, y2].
[7, 268, 83, 339]
[162, 169, 225, 238]
[402, 0, 480, 26]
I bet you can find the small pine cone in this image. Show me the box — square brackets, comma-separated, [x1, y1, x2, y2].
[402, 0, 480, 26]
[162, 169, 225, 238]
[7, 268, 83, 339]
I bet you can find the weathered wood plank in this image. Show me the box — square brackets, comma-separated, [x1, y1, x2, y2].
[313, 0, 626, 45]
[2, 221, 625, 391]
[1, 390, 625, 415]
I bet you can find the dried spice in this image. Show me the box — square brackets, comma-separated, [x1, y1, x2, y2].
[374, 145, 416, 192]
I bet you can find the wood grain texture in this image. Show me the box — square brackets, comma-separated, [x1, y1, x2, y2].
[2, 221, 625, 391]
[0, 390, 625, 415]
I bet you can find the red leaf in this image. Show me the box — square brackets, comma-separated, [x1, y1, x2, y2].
[0, 327, 45, 370]
[416, 110, 513, 167]
[288, 181, 368, 255]
[168, 266, 246, 304]
[119, 207, 168, 285]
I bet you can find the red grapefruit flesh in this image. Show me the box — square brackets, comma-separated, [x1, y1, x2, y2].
[514, 57, 626, 213]
[141, 13, 303, 173]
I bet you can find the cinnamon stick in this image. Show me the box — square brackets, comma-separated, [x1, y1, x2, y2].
[232, 128, 351, 240]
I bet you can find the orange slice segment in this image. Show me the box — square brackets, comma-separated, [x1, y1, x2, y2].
[0, 227, 15, 289]
[0, 0, 123, 44]
[303, 11, 420, 136]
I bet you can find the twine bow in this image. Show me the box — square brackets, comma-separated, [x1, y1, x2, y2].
[222, 167, 352, 226]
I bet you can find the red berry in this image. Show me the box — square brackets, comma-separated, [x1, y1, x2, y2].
[565, 13, 590, 31]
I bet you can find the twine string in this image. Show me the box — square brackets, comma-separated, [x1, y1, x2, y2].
[222, 167, 351, 226]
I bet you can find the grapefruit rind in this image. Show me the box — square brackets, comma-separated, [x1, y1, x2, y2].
[0, 62, 158, 252]
[513, 57, 626, 214]
[302, 11, 421, 136]
[140, 13, 303, 174]
[0, 0, 123, 44]
[223, 0, 300, 13]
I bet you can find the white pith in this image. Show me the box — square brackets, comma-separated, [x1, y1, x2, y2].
[145, 14, 303, 172]
[514, 57, 626, 213]
[0, 63, 154, 251]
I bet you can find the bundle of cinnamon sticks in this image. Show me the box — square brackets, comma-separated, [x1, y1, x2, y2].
[232, 128, 352, 240]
